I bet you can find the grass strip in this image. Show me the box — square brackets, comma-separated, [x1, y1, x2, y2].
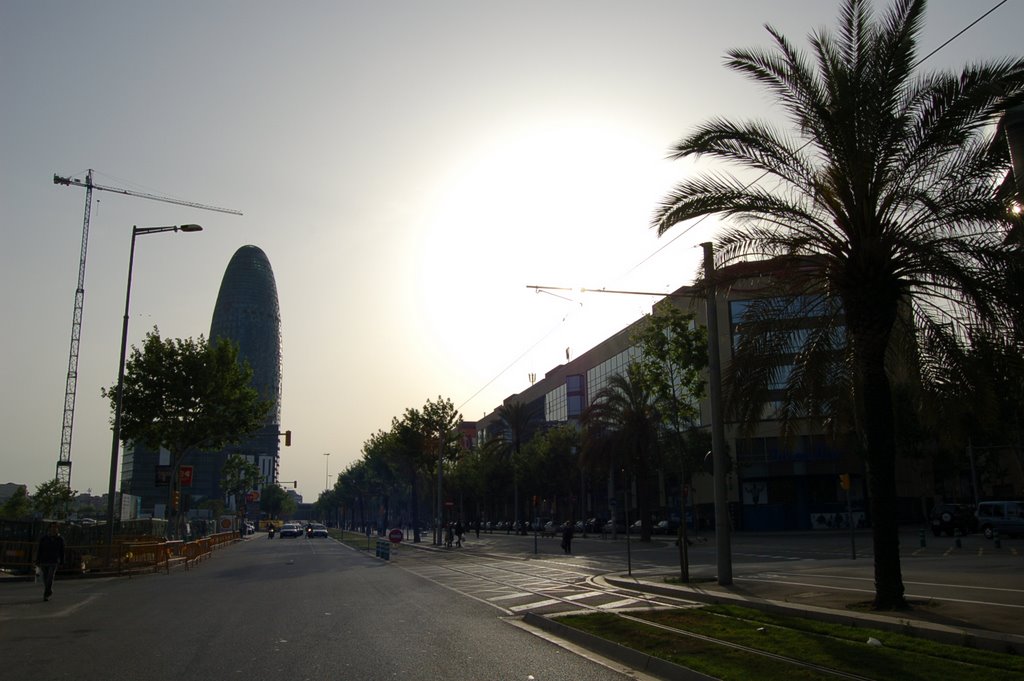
[557, 606, 1023, 681]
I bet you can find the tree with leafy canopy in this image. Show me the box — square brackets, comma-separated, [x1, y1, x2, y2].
[221, 453, 262, 516]
[31, 480, 77, 520]
[389, 409, 436, 543]
[103, 328, 271, 539]
[582, 366, 661, 541]
[631, 303, 708, 581]
[420, 396, 462, 544]
[259, 483, 295, 520]
[496, 400, 541, 531]
[0, 485, 32, 520]
[651, 0, 1024, 608]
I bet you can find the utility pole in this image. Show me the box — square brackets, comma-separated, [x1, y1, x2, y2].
[703, 241, 732, 585]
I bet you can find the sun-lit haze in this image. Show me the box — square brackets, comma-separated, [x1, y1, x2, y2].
[2, 1, 1019, 499]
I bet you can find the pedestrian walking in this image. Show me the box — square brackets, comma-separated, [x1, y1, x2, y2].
[36, 523, 65, 602]
[455, 521, 464, 548]
[445, 523, 454, 548]
[561, 521, 573, 554]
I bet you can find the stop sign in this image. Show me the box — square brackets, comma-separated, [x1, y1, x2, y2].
[388, 528, 403, 543]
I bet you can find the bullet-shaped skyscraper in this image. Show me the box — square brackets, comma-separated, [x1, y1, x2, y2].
[206, 245, 283, 499]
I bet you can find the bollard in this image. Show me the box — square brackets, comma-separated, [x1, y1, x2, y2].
[919, 528, 926, 548]
[994, 529, 1001, 549]
[954, 527, 961, 549]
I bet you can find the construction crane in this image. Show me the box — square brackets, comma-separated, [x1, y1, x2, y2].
[52, 169, 242, 492]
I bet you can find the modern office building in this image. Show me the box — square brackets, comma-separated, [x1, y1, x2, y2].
[120, 245, 282, 517]
[206, 245, 283, 494]
[478, 258, 935, 532]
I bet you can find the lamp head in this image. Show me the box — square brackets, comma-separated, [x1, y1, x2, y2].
[179, 224, 203, 232]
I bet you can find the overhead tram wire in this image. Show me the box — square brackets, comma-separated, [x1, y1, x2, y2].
[456, 310, 578, 413]
[456, 1, 1010, 418]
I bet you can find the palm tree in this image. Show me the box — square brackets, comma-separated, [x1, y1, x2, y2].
[652, 0, 1024, 609]
[583, 367, 661, 541]
[496, 400, 540, 529]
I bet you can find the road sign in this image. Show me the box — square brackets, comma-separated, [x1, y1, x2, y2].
[179, 465, 194, 487]
[388, 528, 403, 543]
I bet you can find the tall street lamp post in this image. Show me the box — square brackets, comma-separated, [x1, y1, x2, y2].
[106, 224, 203, 549]
[323, 452, 330, 492]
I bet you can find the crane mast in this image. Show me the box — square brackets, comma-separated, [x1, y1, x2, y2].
[54, 170, 95, 490]
[52, 169, 242, 492]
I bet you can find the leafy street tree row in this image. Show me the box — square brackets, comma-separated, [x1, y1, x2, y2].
[0, 480, 78, 521]
[318, 308, 710, 588]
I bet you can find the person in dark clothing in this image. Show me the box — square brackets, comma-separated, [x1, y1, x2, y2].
[36, 523, 65, 602]
[561, 522, 574, 554]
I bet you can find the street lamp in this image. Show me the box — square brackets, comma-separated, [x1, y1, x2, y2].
[324, 452, 331, 492]
[106, 224, 203, 547]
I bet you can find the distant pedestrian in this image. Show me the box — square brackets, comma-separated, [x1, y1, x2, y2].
[445, 523, 454, 548]
[36, 523, 65, 602]
[455, 521, 464, 548]
[561, 522, 573, 554]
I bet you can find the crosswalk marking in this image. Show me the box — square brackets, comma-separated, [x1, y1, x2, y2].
[510, 599, 561, 612]
[488, 591, 536, 602]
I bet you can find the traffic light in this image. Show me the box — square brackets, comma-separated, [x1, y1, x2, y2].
[839, 473, 851, 491]
[172, 490, 181, 509]
[284, 430, 292, 446]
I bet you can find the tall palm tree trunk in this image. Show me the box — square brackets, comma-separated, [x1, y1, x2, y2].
[856, 333, 906, 608]
[847, 274, 907, 609]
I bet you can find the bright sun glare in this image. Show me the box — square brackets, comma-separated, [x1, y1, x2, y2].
[413, 120, 681, 405]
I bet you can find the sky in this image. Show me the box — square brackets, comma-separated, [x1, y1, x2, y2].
[2, 0, 1021, 501]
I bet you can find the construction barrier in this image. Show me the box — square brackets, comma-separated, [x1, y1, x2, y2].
[1, 531, 242, 576]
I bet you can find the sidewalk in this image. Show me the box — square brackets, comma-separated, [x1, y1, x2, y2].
[601, 571, 1024, 656]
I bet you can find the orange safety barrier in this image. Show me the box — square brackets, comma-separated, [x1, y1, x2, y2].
[1, 532, 244, 577]
[0, 540, 35, 572]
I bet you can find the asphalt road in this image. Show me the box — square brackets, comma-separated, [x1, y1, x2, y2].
[3, 527, 1020, 680]
[0, 536, 636, 681]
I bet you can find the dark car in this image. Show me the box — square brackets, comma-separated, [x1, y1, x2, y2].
[929, 503, 977, 537]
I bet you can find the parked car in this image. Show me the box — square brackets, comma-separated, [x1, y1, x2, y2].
[975, 500, 1024, 539]
[278, 523, 302, 537]
[308, 523, 329, 538]
[602, 520, 625, 534]
[655, 519, 680, 535]
[929, 503, 977, 537]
